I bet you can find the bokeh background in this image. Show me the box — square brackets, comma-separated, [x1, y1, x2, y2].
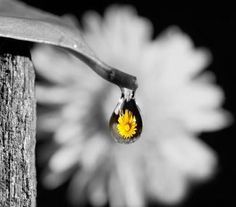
[21, 0, 235, 206]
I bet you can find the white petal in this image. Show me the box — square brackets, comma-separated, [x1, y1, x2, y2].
[141, 76, 229, 133]
[54, 122, 84, 144]
[146, 154, 188, 204]
[141, 27, 211, 84]
[116, 156, 145, 207]
[108, 171, 126, 207]
[89, 179, 108, 207]
[49, 143, 81, 173]
[60, 99, 91, 122]
[68, 168, 94, 205]
[182, 109, 230, 131]
[83, 5, 152, 67]
[160, 134, 217, 180]
[32, 44, 87, 84]
[103, 6, 152, 52]
[43, 169, 72, 189]
[37, 112, 61, 133]
[36, 85, 73, 104]
[88, 169, 108, 207]
[82, 11, 103, 37]
[80, 136, 109, 169]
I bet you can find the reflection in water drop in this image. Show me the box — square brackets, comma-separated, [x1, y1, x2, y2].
[109, 88, 143, 144]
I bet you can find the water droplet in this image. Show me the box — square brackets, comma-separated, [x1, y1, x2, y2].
[109, 88, 143, 144]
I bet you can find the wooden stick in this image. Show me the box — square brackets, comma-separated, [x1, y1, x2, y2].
[0, 38, 36, 207]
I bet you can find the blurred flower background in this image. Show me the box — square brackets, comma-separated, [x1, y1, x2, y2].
[23, 0, 235, 207]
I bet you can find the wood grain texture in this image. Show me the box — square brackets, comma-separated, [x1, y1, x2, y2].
[0, 38, 36, 207]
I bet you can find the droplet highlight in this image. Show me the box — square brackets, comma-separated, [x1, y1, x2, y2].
[109, 88, 142, 144]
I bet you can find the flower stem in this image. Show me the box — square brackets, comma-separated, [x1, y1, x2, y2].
[68, 48, 138, 91]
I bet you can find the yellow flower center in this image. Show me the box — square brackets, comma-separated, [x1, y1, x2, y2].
[124, 124, 130, 131]
[117, 109, 137, 139]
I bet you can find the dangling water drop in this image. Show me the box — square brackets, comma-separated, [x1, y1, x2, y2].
[109, 88, 143, 144]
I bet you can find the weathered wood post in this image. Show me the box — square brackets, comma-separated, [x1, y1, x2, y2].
[0, 38, 36, 207]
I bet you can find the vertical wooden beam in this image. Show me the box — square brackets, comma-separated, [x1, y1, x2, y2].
[0, 38, 36, 207]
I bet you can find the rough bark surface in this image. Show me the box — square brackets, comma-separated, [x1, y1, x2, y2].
[0, 38, 36, 207]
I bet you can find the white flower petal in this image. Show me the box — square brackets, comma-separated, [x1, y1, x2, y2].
[116, 157, 145, 207]
[68, 168, 94, 205]
[43, 169, 71, 189]
[89, 176, 108, 207]
[37, 112, 62, 133]
[146, 154, 188, 204]
[49, 143, 81, 173]
[36, 85, 73, 104]
[183, 109, 229, 131]
[160, 134, 217, 180]
[84, 6, 152, 67]
[139, 28, 211, 85]
[80, 136, 109, 169]
[108, 171, 126, 207]
[32, 44, 87, 84]
[54, 122, 84, 144]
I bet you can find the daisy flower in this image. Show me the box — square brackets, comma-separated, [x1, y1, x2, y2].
[32, 5, 230, 207]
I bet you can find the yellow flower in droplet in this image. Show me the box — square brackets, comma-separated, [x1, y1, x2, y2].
[117, 109, 137, 138]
